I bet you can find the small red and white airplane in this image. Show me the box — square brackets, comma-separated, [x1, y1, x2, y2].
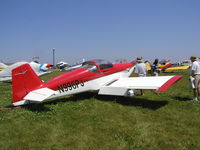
[12, 59, 182, 106]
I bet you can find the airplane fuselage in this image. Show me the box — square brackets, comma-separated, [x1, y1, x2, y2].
[42, 62, 135, 99]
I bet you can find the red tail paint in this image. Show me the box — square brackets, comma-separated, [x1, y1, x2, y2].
[12, 64, 43, 103]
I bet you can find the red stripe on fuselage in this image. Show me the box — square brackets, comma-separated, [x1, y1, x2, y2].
[42, 62, 134, 90]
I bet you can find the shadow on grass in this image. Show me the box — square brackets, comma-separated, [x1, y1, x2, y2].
[0, 105, 21, 111]
[24, 92, 168, 112]
[0, 81, 12, 87]
[0, 104, 50, 112]
[1, 81, 12, 84]
[22, 92, 95, 112]
[172, 96, 192, 101]
[95, 94, 168, 110]
[23, 103, 51, 112]
[0, 92, 168, 112]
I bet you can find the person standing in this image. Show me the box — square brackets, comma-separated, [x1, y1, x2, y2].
[190, 56, 200, 101]
[151, 58, 159, 76]
[135, 57, 147, 77]
[135, 57, 147, 95]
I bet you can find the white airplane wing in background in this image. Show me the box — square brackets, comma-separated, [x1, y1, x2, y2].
[98, 76, 182, 96]
[0, 76, 12, 82]
[0, 62, 28, 81]
[36, 71, 51, 77]
[64, 64, 82, 71]
[0, 63, 8, 70]
[0, 61, 52, 82]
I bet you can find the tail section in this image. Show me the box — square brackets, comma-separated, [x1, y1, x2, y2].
[12, 64, 43, 105]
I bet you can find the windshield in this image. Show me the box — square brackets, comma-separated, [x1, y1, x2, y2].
[81, 62, 99, 73]
[92, 59, 113, 70]
[82, 59, 113, 73]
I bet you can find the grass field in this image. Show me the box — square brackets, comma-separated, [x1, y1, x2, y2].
[0, 70, 200, 150]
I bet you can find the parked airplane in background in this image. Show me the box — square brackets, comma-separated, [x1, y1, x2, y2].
[145, 59, 189, 73]
[57, 61, 69, 70]
[144, 61, 151, 72]
[162, 65, 189, 73]
[64, 63, 83, 71]
[159, 59, 189, 73]
[0, 61, 52, 82]
[158, 60, 173, 70]
[0, 63, 8, 71]
[63, 59, 85, 71]
[11, 59, 182, 106]
[180, 60, 190, 66]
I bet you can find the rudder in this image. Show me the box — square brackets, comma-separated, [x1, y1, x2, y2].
[12, 64, 43, 104]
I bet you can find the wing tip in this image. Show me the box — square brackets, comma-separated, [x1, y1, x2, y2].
[157, 75, 182, 92]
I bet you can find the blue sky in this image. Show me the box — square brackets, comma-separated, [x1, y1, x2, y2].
[0, 0, 200, 64]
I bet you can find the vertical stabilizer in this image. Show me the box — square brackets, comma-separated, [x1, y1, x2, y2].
[12, 64, 43, 104]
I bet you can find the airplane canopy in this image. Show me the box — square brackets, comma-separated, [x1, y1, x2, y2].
[82, 59, 113, 73]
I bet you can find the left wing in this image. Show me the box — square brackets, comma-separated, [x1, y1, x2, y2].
[98, 76, 182, 96]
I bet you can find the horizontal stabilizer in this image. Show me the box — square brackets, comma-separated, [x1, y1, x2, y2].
[98, 76, 182, 96]
[24, 88, 56, 102]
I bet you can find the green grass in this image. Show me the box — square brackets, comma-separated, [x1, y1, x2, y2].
[0, 70, 200, 150]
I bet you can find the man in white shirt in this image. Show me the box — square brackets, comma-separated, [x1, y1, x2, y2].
[190, 56, 200, 101]
[135, 57, 147, 95]
[135, 57, 147, 77]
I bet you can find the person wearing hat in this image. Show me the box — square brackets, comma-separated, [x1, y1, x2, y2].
[135, 57, 147, 77]
[135, 57, 147, 95]
[190, 56, 200, 101]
